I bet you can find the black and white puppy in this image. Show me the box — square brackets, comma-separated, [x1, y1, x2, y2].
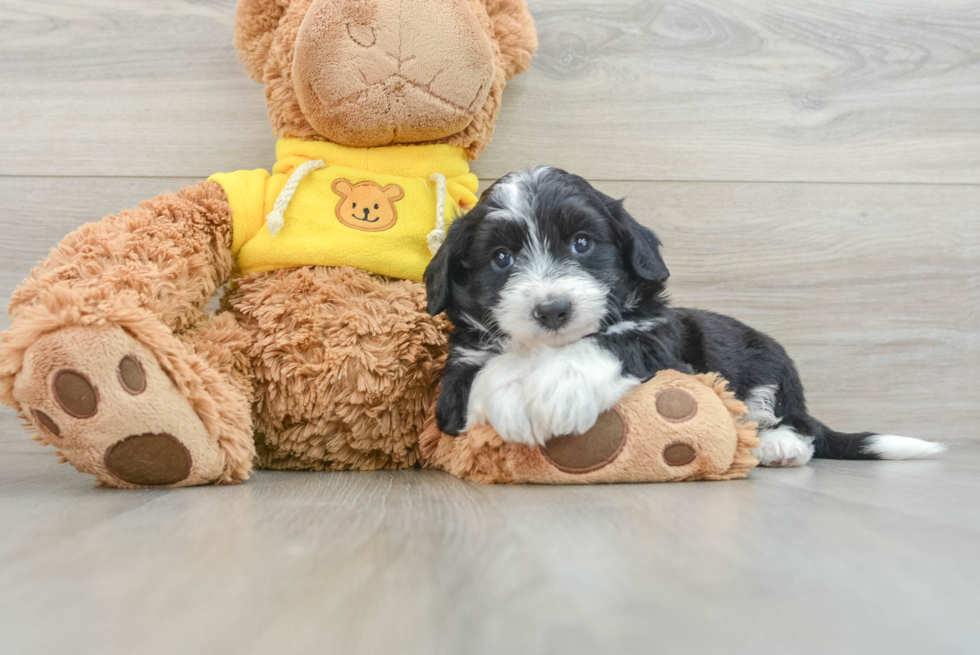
[424, 167, 943, 466]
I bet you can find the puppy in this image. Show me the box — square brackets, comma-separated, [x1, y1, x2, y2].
[424, 167, 944, 467]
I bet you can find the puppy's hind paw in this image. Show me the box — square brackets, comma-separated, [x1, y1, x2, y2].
[753, 427, 814, 468]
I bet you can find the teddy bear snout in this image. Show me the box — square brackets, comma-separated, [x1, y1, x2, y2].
[293, 0, 496, 147]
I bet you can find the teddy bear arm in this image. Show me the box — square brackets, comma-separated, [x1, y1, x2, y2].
[1, 181, 256, 488]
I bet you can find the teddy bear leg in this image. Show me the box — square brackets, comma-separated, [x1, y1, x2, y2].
[8, 311, 255, 488]
[1, 181, 254, 487]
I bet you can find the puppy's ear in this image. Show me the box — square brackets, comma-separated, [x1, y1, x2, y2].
[424, 246, 451, 316]
[424, 214, 476, 316]
[608, 199, 670, 283]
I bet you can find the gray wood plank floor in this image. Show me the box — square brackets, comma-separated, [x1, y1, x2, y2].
[1, 0, 978, 652]
[2, 415, 979, 655]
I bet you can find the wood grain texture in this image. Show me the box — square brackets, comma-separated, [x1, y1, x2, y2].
[2, 177, 977, 442]
[1, 1, 979, 182]
[487, 0, 980, 182]
[2, 0, 980, 651]
[1, 420, 978, 655]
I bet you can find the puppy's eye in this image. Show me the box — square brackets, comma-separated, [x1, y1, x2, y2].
[572, 235, 593, 254]
[374, 204, 379, 210]
[352, 202, 357, 208]
[491, 248, 514, 271]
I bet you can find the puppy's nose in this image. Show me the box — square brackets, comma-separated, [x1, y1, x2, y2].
[533, 299, 572, 331]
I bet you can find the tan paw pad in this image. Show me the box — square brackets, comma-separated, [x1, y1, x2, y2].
[663, 442, 697, 467]
[540, 409, 627, 473]
[32, 409, 61, 437]
[53, 370, 99, 418]
[104, 433, 192, 486]
[655, 388, 698, 423]
[13, 325, 224, 488]
[117, 355, 146, 395]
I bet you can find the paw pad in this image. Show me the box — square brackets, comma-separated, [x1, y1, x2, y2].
[540, 409, 627, 474]
[53, 370, 98, 418]
[663, 442, 697, 467]
[117, 356, 146, 395]
[32, 409, 61, 437]
[655, 388, 697, 423]
[104, 433, 192, 486]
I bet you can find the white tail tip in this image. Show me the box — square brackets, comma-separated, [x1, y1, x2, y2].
[864, 435, 946, 460]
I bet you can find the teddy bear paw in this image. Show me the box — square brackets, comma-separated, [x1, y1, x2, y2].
[13, 325, 225, 487]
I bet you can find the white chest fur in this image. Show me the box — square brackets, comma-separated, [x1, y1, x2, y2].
[465, 339, 639, 446]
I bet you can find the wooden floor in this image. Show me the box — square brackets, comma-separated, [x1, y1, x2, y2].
[2, 417, 979, 655]
[1, 1, 979, 652]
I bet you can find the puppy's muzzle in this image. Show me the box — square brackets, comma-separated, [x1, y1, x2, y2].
[533, 299, 572, 331]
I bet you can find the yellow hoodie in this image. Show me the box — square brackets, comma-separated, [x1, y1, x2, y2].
[209, 139, 479, 281]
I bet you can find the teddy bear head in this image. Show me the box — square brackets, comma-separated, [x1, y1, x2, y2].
[234, 0, 537, 159]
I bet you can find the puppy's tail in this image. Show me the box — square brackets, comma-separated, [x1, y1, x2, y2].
[801, 416, 945, 460]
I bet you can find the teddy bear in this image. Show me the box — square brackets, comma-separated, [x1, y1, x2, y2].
[0, 0, 538, 488]
[0, 0, 758, 488]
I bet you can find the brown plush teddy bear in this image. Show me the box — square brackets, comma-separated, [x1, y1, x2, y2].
[0, 0, 537, 488]
[0, 0, 757, 488]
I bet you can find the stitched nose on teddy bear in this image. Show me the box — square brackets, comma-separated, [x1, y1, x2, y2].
[293, 0, 496, 147]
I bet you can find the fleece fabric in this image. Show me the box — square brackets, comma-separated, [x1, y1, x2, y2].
[210, 139, 479, 281]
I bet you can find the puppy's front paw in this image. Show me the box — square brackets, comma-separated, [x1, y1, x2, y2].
[524, 376, 600, 443]
[484, 382, 536, 445]
[436, 383, 469, 437]
[522, 340, 636, 443]
[466, 352, 537, 445]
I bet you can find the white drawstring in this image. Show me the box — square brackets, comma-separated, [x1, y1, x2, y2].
[266, 159, 326, 237]
[427, 172, 448, 255]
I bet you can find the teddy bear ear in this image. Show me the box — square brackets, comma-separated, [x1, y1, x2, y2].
[383, 184, 405, 202]
[484, 0, 538, 80]
[331, 178, 352, 196]
[234, 0, 291, 82]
